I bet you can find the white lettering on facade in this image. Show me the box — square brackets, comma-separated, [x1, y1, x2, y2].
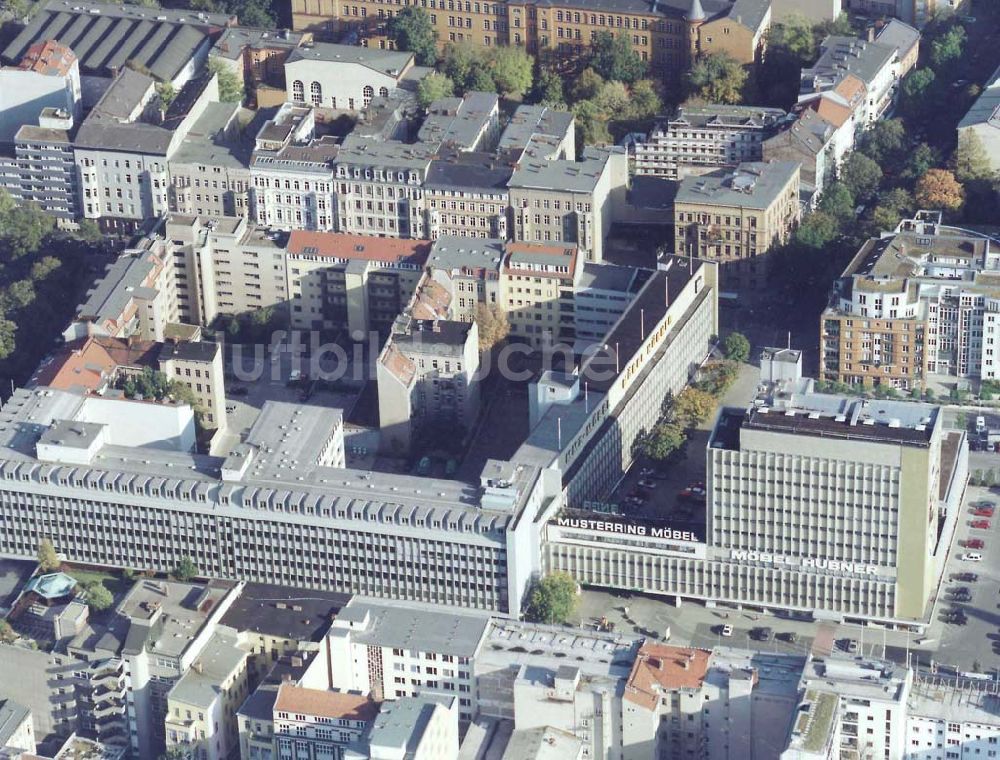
[729, 549, 880, 576]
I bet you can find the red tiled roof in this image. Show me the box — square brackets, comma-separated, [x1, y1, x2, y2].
[19, 40, 76, 76]
[624, 643, 711, 710]
[287, 231, 431, 267]
[274, 684, 379, 723]
[32, 336, 161, 393]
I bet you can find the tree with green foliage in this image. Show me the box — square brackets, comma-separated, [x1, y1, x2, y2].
[641, 420, 686, 461]
[900, 68, 936, 120]
[687, 53, 747, 104]
[416, 72, 454, 108]
[0, 196, 55, 259]
[37, 539, 59, 572]
[532, 67, 566, 107]
[525, 572, 578, 624]
[75, 219, 103, 244]
[818, 182, 855, 222]
[388, 6, 438, 66]
[4, 280, 36, 310]
[723, 332, 751, 363]
[627, 79, 662, 121]
[794, 210, 838, 249]
[156, 82, 176, 112]
[572, 99, 612, 145]
[839, 153, 883, 202]
[0, 619, 15, 643]
[902, 142, 939, 182]
[0, 319, 16, 360]
[30, 256, 61, 281]
[595, 80, 630, 116]
[772, 14, 816, 63]
[208, 58, 244, 103]
[441, 42, 480, 88]
[859, 119, 907, 165]
[572, 68, 605, 101]
[954, 130, 995, 183]
[172, 556, 199, 582]
[589, 31, 646, 84]
[870, 188, 914, 232]
[930, 25, 965, 71]
[487, 46, 533, 99]
[85, 584, 114, 612]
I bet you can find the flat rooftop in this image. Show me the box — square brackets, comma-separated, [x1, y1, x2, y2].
[219, 582, 349, 641]
[119, 578, 235, 658]
[168, 630, 246, 708]
[332, 597, 490, 658]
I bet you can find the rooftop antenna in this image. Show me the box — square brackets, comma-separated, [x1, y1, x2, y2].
[557, 416, 562, 450]
[640, 308, 645, 341]
[664, 275, 669, 307]
[584, 381, 589, 414]
[787, 331, 791, 350]
[615, 342, 620, 374]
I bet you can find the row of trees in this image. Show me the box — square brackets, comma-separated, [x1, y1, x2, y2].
[391, 8, 663, 146]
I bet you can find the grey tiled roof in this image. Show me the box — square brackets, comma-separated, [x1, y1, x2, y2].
[509, 145, 615, 193]
[675, 160, 800, 210]
[286, 41, 413, 76]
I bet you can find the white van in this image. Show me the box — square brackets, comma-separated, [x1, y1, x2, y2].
[961, 552, 983, 562]
[976, 415, 986, 433]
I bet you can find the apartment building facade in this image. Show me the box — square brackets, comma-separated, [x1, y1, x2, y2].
[635, 105, 787, 180]
[674, 160, 801, 291]
[290, 0, 771, 76]
[509, 144, 626, 263]
[321, 598, 489, 723]
[501, 242, 582, 348]
[0, 115, 79, 227]
[820, 213, 1000, 389]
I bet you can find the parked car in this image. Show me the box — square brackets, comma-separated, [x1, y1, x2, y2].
[952, 572, 979, 583]
[637, 479, 657, 490]
[972, 502, 996, 517]
[720, 624, 733, 637]
[752, 627, 773, 641]
[679, 486, 707, 502]
[942, 609, 968, 625]
[639, 468, 656, 478]
[961, 552, 983, 562]
[845, 639, 859, 654]
[951, 590, 972, 603]
[965, 538, 985, 550]
[971, 520, 991, 530]
[778, 631, 798, 644]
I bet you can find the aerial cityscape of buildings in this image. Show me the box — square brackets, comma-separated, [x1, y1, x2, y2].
[0, 0, 998, 756]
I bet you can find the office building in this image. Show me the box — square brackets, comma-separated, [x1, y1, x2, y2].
[285, 43, 425, 110]
[547, 351, 967, 626]
[321, 597, 489, 722]
[0, 40, 81, 144]
[164, 630, 251, 760]
[635, 105, 787, 180]
[250, 104, 339, 232]
[286, 229, 430, 335]
[799, 23, 920, 130]
[957, 62, 1000, 177]
[674, 160, 801, 290]
[820, 212, 1000, 389]
[2, 1, 233, 98]
[0, 700, 35, 757]
[906, 680, 1000, 759]
[508, 144, 626, 263]
[475, 618, 642, 760]
[377, 274, 480, 452]
[0, 381, 556, 615]
[500, 242, 582, 349]
[783, 657, 911, 760]
[290, 0, 771, 77]
[169, 102, 253, 220]
[623, 644, 803, 760]
[211, 27, 311, 105]
[0, 109, 80, 226]
[75, 69, 219, 231]
[762, 108, 842, 200]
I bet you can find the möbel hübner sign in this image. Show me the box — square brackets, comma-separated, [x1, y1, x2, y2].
[555, 516, 698, 543]
[729, 550, 880, 576]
